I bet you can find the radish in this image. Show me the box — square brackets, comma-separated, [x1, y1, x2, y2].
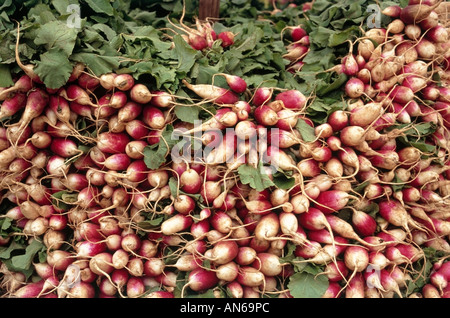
[345, 272, 365, 298]
[237, 266, 265, 287]
[252, 87, 273, 106]
[314, 190, 352, 214]
[182, 267, 219, 296]
[216, 73, 247, 94]
[345, 77, 365, 98]
[297, 236, 349, 265]
[275, 89, 307, 110]
[0, 92, 27, 118]
[160, 214, 193, 235]
[208, 240, 239, 265]
[182, 79, 239, 105]
[399, 1, 443, 24]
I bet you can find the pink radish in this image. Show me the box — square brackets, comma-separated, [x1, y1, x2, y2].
[160, 214, 193, 235]
[275, 89, 307, 110]
[182, 267, 219, 295]
[252, 87, 273, 106]
[0, 92, 27, 118]
[183, 79, 239, 104]
[399, 1, 443, 25]
[218, 73, 247, 93]
[218, 31, 235, 47]
[237, 266, 265, 287]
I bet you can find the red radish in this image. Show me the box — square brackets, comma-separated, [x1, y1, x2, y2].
[173, 194, 196, 215]
[351, 209, 377, 236]
[253, 212, 280, 242]
[290, 26, 307, 41]
[148, 91, 174, 108]
[254, 104, 279, 126]
[117, 101, 143, 123]
[143, 258, 166, 277]
[399, 1, 443, 25]
[342, 53, 359, 76]
[345, 77, 364, 98]
[63, 84, 97, 107]
[217, 73, 247, 94]
[382, 5, 402, 17]
[379, 269, 403, 297]
[76, 240, 107, 258]
[0, 75, 33, 101]
[180, 168, 202, 194]
[322, 260, 349, 282]
[182, 267, 219, 295]
[423, 283, 441, 298]
[275, 89, 307, 110]
[208, 240, 239, 265]
[344, 246, 369, 290]
[46, 250, 73, 272]
[77, 73, 99, 92]
[217, 31, 234, 48]
[13, 88, 49, 134]
[252, 87, 273, 106]
[182, 79, 239, 104]
[345, 272, 365, 298]
[314, 190, 352, 214]
[126, 277, 145, 298]
[129, 83, 152, 104]
[99, 73, 117, 90]
[160, 214, 193, 235]
[300, 236, 349, 265]
[276, 109, 298, 131]
[49, 138, 82, 159]
[415, 38, 436, 60]
[97, 132, 130, 154]
[378, 199, 417, 233]
[0, 93, 27, 118]
[209, 211, 233, 234]
[237, 266, 265, 287]
[113, 73, 134, 91]
[322, 282, 342, 298]
[216, 262, 239, 282]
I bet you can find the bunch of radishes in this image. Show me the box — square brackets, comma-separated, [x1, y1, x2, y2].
[283, 25, 310, 74]
[168, 16, 235, 50]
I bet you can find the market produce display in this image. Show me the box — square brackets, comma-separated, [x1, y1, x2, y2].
[0, 0, 449, 298]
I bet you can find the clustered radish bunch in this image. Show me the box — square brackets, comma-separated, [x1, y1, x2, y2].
[283, 25, 310, 74]
[330, 0, 450, 297]
[168, 15, 236, 51]
[0, 0, 449, 299]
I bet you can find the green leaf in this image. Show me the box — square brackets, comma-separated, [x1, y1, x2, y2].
[295, 118, 316, 142]
[172, 34, 198, 74]
[143, 125, 180, 170]
[174, 105, 200, 124]
[34, 48, 74, 89]
[84, 0, 114, 16]
[237, 164, 275, 192]
[34, 20, 79, 56]
[272, 172, 296, 190]
[137, 217, 164, 230]
[0, 240, 24, 260]
[0, 64, 13, 87]
[287, 270, 329, 298]
[10, 239, 46, 278]
[70, 52, 120, 75]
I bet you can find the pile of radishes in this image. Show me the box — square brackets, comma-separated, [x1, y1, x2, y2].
[283, 25, 310, 74]
[0, 0, 449, 299]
